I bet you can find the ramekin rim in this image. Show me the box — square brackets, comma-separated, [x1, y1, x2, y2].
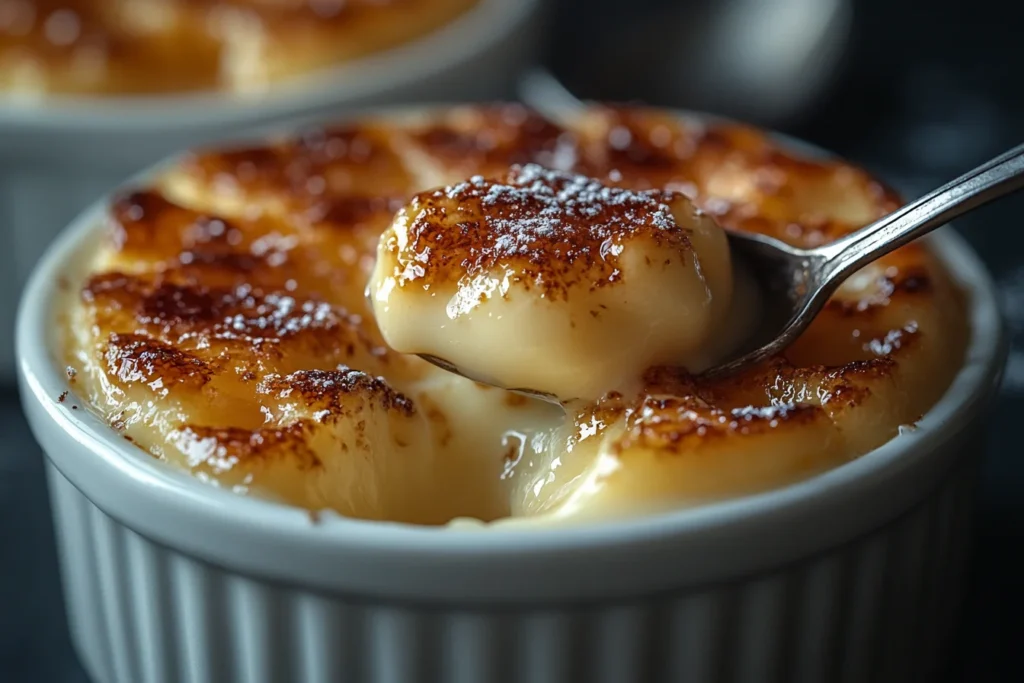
[15, 109, 1007, 580]
[0, 0, 540, 129]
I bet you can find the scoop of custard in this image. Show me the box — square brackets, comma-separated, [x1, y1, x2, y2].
[368, 164, 735, 401]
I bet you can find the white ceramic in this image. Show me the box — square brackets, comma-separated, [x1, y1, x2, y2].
[0, 0, 544, 383]
[18, 134, 1006, 682]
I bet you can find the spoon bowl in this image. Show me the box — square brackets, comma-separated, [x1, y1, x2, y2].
[710, 233, 825, 376]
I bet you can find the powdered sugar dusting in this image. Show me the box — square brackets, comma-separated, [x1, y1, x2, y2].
[397, 164, 692, 296]
[482, 164, 678, 254]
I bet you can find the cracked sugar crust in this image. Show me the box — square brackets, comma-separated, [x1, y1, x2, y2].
[61, 104, 969, 523]
[407, 105, 580, 181]
[391, 164, 692, 296]
[258, 368, 417, 420]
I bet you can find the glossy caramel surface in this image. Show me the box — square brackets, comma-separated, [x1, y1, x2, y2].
[0, 0, 478, 96]
[61, 105, 968, 524]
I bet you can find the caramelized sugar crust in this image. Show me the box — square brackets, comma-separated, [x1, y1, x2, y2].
[65, 104, 968, 523]
[391, 165, 692, 296]
[0, 0, 478, 95]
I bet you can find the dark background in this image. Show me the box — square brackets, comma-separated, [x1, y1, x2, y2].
[2, 0, 1023, 680]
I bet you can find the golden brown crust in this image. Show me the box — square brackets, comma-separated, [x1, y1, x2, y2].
[181, 124, 415, 205]
[81, 271, 393, 381]
[65, 104, 968, 519]
[408, 105, 580, 178]
[576, 106, 903, 248]
[175, 423, 323, 473]
[391, 164, 693, 296]
[257, 368, 415, 419]
[615, 396, 828, 455]
[105, 332, 213, 389]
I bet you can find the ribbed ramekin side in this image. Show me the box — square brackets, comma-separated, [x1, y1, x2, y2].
[45, 447, 980, 683]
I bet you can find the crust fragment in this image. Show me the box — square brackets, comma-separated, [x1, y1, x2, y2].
[390, 164, 692, 296]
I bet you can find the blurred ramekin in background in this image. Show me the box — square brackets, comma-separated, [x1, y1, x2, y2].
[17, 121, 1007, 681]
[0, 0, 543, 380]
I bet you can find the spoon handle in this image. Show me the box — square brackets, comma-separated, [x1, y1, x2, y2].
[817, 142, 1024, 282]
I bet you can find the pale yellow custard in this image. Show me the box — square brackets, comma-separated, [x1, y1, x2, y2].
[60, 105, 968, 525]
[369, 165, 744, 401]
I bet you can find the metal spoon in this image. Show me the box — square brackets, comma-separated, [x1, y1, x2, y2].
[707, 143, 1024, 377]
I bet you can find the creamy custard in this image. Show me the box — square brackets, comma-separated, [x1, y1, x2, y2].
[61, 105, 968, 525]
[369, 165, 744, 401]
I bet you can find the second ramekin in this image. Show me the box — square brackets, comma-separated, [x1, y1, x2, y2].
[0, 0, 543, 383]
[18, 136, 1007, 682]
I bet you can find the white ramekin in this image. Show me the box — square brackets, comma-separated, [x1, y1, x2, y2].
[0, 0, 543, 383]
[18, 129, 1007, 682]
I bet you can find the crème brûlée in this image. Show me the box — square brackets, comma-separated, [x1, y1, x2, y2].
[60, 105, 968, 525]
[0, 0, 478, 96]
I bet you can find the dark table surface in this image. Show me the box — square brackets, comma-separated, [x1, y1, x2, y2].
[3, 1, 1024, 680]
